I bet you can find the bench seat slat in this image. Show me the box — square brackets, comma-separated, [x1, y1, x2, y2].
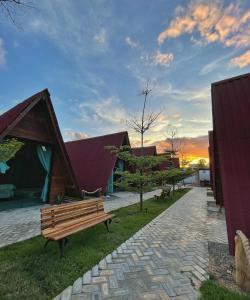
[41, 202, 104, 217]
[43, 214, 114, 241]
[41, 205, 104, 227]
[42, 211, 108, 235]
[41, 198, 114, 246]
[41, 198, 102, 213]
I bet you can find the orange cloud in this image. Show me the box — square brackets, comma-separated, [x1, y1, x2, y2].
[152, 50, 174, 66]
[155, 135, 209, 159]
[158, 1, 250, 49]
[231, 50, 250, 68]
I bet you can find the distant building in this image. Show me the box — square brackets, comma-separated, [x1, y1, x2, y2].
[131, 146, 157, 157]
[158, 154, 180, 171]
[183, 168, 210, 186]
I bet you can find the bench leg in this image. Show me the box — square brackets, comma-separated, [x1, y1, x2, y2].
[44, 239, 52, 249]
[104, 220, 110, 232]
[58, 238, 67, 258]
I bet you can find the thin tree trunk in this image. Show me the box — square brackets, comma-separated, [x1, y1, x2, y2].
[140, 131, 144, 211]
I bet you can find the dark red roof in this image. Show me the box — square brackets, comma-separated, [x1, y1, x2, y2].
[65, 132, 130, 193]
[211, 72, 250, 255]
[132, 146, 157, 156]
[0, 90, 46, 137]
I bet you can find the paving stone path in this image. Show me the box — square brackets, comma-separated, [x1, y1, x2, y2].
[0, 190, 161, 248]
[55, 188, 221, 300]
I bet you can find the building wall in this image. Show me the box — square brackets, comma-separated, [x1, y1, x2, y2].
[211, 73, 250, 255]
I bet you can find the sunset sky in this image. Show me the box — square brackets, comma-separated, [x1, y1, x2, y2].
[1, 0, 250, 161]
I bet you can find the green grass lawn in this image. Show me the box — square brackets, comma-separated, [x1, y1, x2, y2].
[200, 280, 250, 300]
[0, 188, 189, 300]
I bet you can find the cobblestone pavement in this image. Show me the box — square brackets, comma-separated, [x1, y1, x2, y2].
[55, 188, 220, 300]
[104, 190, 162, 212]
[0, 205, 47, 248]
[0, 190, 161, 248]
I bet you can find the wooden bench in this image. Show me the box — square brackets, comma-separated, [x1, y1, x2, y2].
[154, 185, 172, 200]
[40, 198, 114, 257]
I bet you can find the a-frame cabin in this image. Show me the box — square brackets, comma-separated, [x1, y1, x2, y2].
[0, 89, 79, 209]
[65, 131, 130, 195]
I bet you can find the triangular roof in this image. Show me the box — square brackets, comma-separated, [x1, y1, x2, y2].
[0, 89, 79, 196]
[65, 131, 130, 193]
[0, 90, 46, 137]
[132, 146, 157, 156]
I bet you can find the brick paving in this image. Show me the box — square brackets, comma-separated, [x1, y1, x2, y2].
[55, 187, 224, 300]
[0, 205, 46, 248]
[0, 190, 161, 248]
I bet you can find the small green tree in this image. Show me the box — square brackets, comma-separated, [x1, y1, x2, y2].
[107, 146, 194, 210]
[154, 167, 194, 193]
[107, 145, 168, 211]
[0, 138, 24, 162]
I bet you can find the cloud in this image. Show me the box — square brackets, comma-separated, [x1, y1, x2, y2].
[125, 37, 173, 68]
[152, 50, 174, 66]
[199, 50, 237, 75]
[94, 28, 107, 45]
[71, 96, 128, 134]
[125, 36, 141, 49]
[155, 135, 209, 159]
[0, 38, 6, 66]
[64, 129, 89, 141]
[231, 50, 250, 68]
[155, 83, 210, 103]
[158, 0, 250, 49]
[27, 1, 111, 58]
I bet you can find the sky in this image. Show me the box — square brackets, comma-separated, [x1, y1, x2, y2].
[0, 0, 250, 161]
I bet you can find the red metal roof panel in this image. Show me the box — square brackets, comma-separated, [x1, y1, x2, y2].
[65, 132, 130, 193]
[211, 72, 250, 255]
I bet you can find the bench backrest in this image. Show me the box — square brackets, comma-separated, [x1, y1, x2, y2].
[41, 198, 104, 230]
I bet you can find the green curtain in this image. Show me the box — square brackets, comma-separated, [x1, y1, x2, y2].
[107, 170, 114, 193]
[117, 159, 124, 171]
[37, 145, 52, 202]
[0, 162, 10, 174]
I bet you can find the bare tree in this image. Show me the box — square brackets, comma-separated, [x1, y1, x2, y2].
[127, 82, 160, 154]
[127, 81, 160, 211]
[166, 125, 178, 159]
[178, 137, 187, 167]
[0, 0, 34, 26]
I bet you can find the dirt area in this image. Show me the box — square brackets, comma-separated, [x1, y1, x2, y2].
[208, 241, 250, 297]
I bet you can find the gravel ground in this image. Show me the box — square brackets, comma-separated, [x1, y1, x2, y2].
[208, 241, 250, 297]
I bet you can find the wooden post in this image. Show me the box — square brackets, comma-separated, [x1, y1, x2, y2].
[235, 230, 250, 292]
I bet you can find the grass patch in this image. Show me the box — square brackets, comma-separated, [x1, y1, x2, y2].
[0, 188, 189, 300]
[200, 280, 250, 300]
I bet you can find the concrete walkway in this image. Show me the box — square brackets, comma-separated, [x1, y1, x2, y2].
[0, 190, 161, 248]
[55, 188, 224, 300]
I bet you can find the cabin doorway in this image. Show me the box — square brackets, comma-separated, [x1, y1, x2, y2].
[0, 139, 52, 211]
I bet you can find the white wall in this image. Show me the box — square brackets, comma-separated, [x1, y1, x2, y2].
[199, 169, 210, 181]
[183, 169, 210, 185]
